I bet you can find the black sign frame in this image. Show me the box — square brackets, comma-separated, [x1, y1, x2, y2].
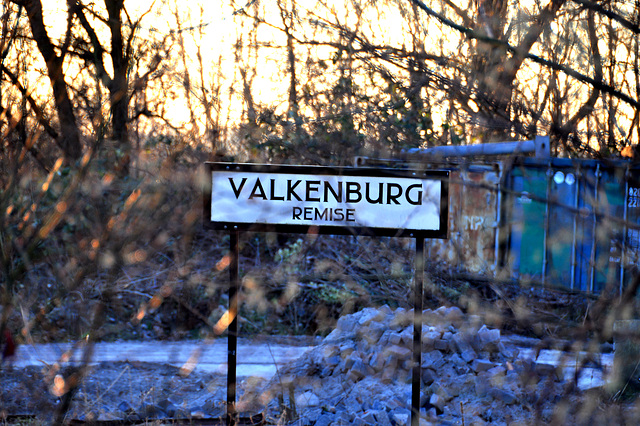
[204, 162, 449, 239]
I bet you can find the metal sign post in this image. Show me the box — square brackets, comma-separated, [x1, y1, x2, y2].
[204, 163, 448, 426]
[412, 235, 424, 426]
[227, 229, 239, 426]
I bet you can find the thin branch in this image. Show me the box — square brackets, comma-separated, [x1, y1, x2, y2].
[570, 0, 640, 35]
[124, 1, 155, 67]
[1, 4, 22, 61]
[0, 63, 59, 139]
[129, 108, 182, 134]
[562, 9, 603, 136]
[60, 1, 75, 61]
[407, 0, 640, 109]
[69, 0, 112, 87]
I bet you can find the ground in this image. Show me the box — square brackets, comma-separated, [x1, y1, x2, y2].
[2, 307, 640, 425]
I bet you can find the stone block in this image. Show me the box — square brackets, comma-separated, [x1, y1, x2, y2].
[444, 306, 464, 322]
[359, 322, 386, 345]
[118, 401, 135, 414]
[422, 350, 444, 369]
[157, 399, 177, 417]
[369, 351, 385, 372]
[487, 365, 506, 377]
[390, 408, 411, 426]
[326, 355, 341, 366]
[434, 339, 449, 351]
[339, 342, 356, 356]
[389, 332, 402, 346]
[475, 325, 501, 352]
[344, 353, 360, 370]
[534, 362, 562, 380]
[348, 360, 370, 381]
[460, 349, 478, 363]
[435, 384, 453, 403]
[343, 395, 362, 417]
[387, 344, 412, 361]
[488, 366, 507, 387]
[500, 346, 520, 361]
[384, 354, 398, 370]
[305, 407, 322, 423]
[295, 391, 320, 408]
[451, 334, 474, 354]
[391, 309, 412, 329]
[400, 326, 413, 346]
[324, 328, 343, 341]
[372, 409, 393, 426]
[421, 368, 437, 386]
[429, 393, 445, 413]
[447, 379, 464, 397]
[472, 359, 495, 373]
[380, 304, 393, 316]
[322, 344, 340, 358]
[474, 374, 489, 397]
[353, 417, 368, 426]
[363, 410, 378, 423]
[419, 391, 429, 407]
[449, 353, 466, 367]
[337, 314, 358, 331]
[314, 414, 335, 426]
[378, 330, 392, 347]
[381, 367, 395, 384]
[489, 388, 517, 405]
[356, 307, 382, 326]
[422, 329, 441, 350]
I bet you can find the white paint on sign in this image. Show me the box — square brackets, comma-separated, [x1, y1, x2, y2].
[210, 171, 443, 232]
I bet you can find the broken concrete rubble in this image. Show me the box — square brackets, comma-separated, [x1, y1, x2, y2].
[253, 306, 602, 426]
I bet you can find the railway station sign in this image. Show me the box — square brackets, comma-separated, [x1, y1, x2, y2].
[204, 163, 448, 238]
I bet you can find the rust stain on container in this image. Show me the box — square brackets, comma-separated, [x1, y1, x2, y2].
[428, 166, 499, 274]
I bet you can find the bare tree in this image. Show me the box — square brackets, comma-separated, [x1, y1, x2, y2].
[230, 0, 640, 157]
[7, 0, 83, 160]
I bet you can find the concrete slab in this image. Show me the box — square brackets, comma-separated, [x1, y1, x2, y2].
[518, 347, 613, 390]
[11, 338, 315, 379]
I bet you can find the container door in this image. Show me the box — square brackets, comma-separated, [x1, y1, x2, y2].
[508, 166, 547, 281]
[546, 169, 578, 288]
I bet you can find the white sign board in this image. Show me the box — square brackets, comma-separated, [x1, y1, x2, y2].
[205, 163, 448, 237]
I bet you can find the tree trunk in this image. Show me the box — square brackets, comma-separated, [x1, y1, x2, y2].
[105, 0, 130, 172]
[21, 0, 82, 160]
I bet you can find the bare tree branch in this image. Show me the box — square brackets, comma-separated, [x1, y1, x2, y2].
[0, 64, 59, 140]
[8, 0, 82, 160]
[69, 0, 112, 87]
[407, 0, 640, 109]
[570, 0, 640, 35]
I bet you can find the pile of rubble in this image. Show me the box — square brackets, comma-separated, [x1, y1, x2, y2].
[2, 305, 613, 424]
[248, 306, 573, 425]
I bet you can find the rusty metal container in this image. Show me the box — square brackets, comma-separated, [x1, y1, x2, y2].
[358, 148, 640, 294]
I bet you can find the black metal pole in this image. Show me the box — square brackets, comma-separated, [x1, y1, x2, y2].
[412, 235, 424, 426]
[227, 230, 239, 426]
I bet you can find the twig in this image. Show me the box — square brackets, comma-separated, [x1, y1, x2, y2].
[82, 364, 131, 414]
